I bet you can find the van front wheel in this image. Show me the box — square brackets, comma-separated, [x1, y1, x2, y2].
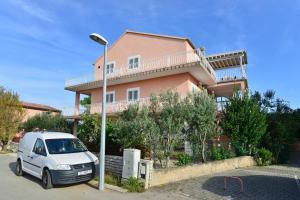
[16, 160, 23, 176]
[42, 169, 53, 189]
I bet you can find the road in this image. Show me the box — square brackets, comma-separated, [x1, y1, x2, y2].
[1, 154, 299, 200]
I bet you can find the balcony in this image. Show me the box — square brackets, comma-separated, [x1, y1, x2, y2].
[65, 48, 216, 89]
[62, 97, 151, 117]
[215, 66, 246, 82]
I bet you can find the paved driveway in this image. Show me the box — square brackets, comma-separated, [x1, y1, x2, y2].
[151, 166, 300, 200]
[1, 154, 300, 200]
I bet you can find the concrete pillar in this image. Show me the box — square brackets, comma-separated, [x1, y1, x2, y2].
[75, 92, 80, 116]
[240, 55, 246, 78]
[73, 119, 78, 137]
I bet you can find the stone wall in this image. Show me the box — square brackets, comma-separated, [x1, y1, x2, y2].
[105, 155, 123, 177]
[149, 156, 256, 187]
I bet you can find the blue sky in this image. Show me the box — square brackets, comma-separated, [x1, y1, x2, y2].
[0, 0, 299, 109]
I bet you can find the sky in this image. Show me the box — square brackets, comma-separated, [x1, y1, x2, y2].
[0, 0, 299, 110]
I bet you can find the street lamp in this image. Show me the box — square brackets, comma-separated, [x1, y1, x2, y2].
[89, 33, 108, 191]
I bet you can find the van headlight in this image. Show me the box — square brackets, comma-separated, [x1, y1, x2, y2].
[94, 159, 99, 165]
[56, 164, 71, 170]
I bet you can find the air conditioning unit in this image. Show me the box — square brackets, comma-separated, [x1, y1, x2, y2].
[122, 149, 141, 179]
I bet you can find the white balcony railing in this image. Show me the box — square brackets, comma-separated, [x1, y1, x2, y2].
[65, 48, 216, 87]
[62, 97, 152, 116]
[215, 66, 246, 82]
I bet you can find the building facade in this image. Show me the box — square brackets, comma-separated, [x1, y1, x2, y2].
[21, 102, 61, 122]
[64, 30, 247, 118]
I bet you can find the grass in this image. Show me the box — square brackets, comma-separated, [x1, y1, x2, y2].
[94, 174, 145, 192]
[122, 177, 145, 193]
[94, 173, 122, 187]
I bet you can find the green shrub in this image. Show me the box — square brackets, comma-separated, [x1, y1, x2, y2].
[221, 91, 267, 156]
[255, 148, 272, 166]
[78, 115, 121, 154]
[210, 145, 235, 160]
[22, 113, 71, 133]
[176, 153, 192, 166]
[211, 146, 222, 160]
[123, 177, 145, 193]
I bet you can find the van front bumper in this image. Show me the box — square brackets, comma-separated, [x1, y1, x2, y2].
[50, 162, 95, 185]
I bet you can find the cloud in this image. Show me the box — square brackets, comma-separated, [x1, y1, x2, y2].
[11, 0, 55, 23]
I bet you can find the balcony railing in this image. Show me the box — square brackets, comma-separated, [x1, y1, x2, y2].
[215, 66, 246, 82]
[62, 97, 151, 116]
[65, 48, 216, 87]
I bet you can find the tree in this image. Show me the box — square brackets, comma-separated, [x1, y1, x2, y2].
[112, 104, 147, 150]
[22, 112, 71, 133]
[80, 96, 91, 113]
[137, 106, 161, 167]
[0, 86, 24, 150]
[152, 91, 186, 168]
[184, 91, 217, 162]
[221, 90, 267, 155]
[78, 114, 120, 154]
[80, 96, 91, 106]
[254, 90, 298, 163]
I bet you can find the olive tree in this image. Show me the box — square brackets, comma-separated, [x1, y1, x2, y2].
[0, 86, 24, 150]
[184, 90, 217, 162]
[151, 91, 186, 168]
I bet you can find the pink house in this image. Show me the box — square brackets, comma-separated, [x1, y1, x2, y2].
[64, 30, 247, 124]
[21, 102, 61, 122]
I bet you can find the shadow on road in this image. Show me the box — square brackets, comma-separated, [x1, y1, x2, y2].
[9, 161, 44, 188]
[202, 175, 300, 200]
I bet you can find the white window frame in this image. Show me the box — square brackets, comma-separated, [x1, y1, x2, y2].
[106, 91, 115, 104]
[127, 87, 140, 102]
[128, 55, 140, 70]
[105, 61, 116, 75]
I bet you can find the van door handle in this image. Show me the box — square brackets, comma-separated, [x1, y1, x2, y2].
[27, 156, 33, 159]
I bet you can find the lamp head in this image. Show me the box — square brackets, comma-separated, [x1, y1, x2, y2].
[89, 33, 108, 45]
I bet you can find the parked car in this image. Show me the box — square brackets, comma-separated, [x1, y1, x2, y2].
[16, 131, 98, 189]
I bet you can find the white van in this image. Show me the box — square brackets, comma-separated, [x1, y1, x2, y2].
[16, 132, 98, 189]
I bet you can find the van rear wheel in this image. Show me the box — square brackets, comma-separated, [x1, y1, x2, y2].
[42, 169, 53, 189]
[16, 160, 23, 176]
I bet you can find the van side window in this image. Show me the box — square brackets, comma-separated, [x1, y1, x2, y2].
[33, 138, 47, 156]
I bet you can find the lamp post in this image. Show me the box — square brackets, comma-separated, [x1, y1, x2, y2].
[89, 33, 108, 191]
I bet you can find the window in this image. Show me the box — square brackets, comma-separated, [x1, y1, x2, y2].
[33, 138, 47, 156]
[45, 138, 87, 154]
[192, 85, 197, 93]
[127, 88, 140, 102]
[128, 56, 140, 69]
[106, 61, 115, 74]
[106, 91, 115, 104]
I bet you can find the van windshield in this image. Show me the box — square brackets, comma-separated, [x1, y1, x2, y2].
[45, 138, 87, 154]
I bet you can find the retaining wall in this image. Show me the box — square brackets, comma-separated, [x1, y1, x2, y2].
[150, 156, 256, 187]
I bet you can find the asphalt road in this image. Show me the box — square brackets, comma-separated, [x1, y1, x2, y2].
[1, 154, 299, 200]
[0, 154, 186, 200]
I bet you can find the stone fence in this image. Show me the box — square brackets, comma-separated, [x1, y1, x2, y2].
[149, 156, 256, 187]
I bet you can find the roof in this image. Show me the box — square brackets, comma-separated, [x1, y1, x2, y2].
[125, 30, 196, 49]
[206, 49, 248, 69]
[21, 101, 61, 113]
